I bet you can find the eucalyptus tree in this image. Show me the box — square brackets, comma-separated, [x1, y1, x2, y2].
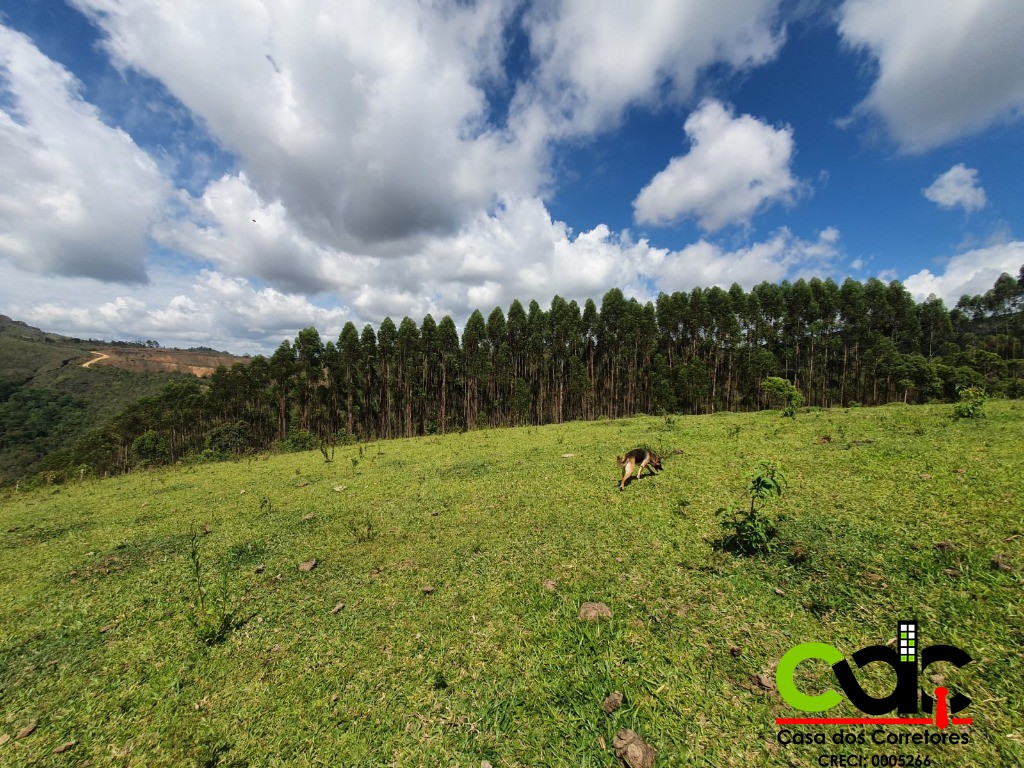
[359, 325, 379, 437]
[269, 339, 296, 440]
[395, 317, 421, 437]
[419, 314, 439, 434]
[337, 322, 362, 437]
[436, 315, 461, 432]
[486, 307, 510, 427]
[461, 310, 489, 429]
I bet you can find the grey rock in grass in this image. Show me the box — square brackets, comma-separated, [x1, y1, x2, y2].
[542, 579, 558, 592]
[298, 558, 317, 572]
[579, 601, 612, 622]
[613, 729, 655, 768]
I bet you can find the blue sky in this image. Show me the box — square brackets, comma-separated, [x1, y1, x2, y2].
[1, 0, 1022, 353]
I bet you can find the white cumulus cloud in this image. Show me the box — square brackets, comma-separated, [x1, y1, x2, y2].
[922, 164, 987, 212]
[839, 0, 1024, 152]
[519, 0, 784, 137]
[70, 0, 533, 254]
[903, 241, 1024, 305]
[0, 25, 170, 282]
[658, 227, 843, 289]
[633, 100, 799, 231]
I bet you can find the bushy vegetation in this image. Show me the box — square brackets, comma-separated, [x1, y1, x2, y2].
[761, 376, 805, 417]
[714, 461, 786, 555]
[953, 385, 988, 420]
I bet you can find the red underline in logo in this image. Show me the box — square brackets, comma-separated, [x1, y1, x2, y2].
[777, 688, 971, 728]
[775, 718, 972, 726]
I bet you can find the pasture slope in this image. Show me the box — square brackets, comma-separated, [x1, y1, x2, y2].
[1, 402, 1021, 767]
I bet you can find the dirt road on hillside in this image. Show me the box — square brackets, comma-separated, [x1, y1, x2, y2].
[81, 351, 110, 368]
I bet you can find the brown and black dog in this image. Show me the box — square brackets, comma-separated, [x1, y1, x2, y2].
[616, 448, 663, 490]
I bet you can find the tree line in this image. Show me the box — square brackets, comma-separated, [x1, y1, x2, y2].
[35, 268, 1024, 481]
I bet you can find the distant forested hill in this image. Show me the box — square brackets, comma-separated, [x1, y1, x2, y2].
[0, 316, 245, 484]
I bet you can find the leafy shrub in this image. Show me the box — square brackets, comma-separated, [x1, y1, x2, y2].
[714, 461, 786, 556]
[953, 386, 987, 420]
[762, 377, 804, 418]
[131, 429, 170, 466]
[205, 421, 253, 456]
[282, 428, 319, 452]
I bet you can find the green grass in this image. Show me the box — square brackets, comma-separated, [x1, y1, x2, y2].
[1, 402, 1022, 766]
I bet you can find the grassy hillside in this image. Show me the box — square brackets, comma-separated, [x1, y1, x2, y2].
[1, 403, 1021, 766]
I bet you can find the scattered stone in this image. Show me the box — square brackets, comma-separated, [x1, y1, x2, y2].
[296, 481, 310, 488]
[202, 523, 212, 535]
[302, 513, 317, 521]
[578, 602, 612, 622]
[561, 453, 577, 458]
[422, 585, 436, 595]
[331, 694, 339, 704]
[16, 722, 37, 740]
[298, 558, 317, 572]
[749, 672, 776, 692]
[254, 564, 265, 574]
[933, 541, 957, 552]
[542, 579, 558, 592]
[774, 587, 786, 596]
[918, 473, 931, 480]
[613, 729, 656, 768]
[942, 568, 960, 578]
[239, 489, 247, 495]
[863, 571, 883, 582]
[0, 733, 10, 747]
[331, 603, 345, 614]
[928, 673, 945, 687]
[369, 568, 381, 579]
[481, 762, 494, 768]
[333, 485, 347, 492]
[729, 645, 743, 657]
[100, 623, 115, 634]
[815, 435, 832, 445]
[992, 554, 1012, 572]
[602, 691, 624, 714]
[52, 741, 77, 754]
